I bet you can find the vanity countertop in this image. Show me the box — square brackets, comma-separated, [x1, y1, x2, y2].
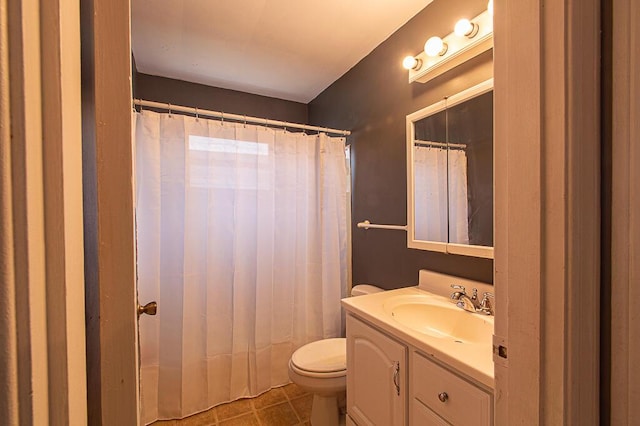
[342, 286, 494, 388]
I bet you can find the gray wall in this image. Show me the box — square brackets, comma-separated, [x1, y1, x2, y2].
[134, 73, 308, 124]
[309, 0, 494, 289]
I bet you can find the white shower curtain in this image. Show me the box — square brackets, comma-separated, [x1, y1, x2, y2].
[413, 145, 468, 243]
[134, 110, 349, 423]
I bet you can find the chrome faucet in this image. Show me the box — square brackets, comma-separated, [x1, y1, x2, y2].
[450, 284, 480, 313]
[450, 285, 494, 315]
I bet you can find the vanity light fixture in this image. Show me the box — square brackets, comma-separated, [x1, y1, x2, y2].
[424, 36, 448, 57]
[405, 9, 493, 84]
[454, 19, 479, 38]
[402, 55, 422, 71]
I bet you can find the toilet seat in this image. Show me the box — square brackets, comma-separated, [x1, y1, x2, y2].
[290, 338, 346, 378]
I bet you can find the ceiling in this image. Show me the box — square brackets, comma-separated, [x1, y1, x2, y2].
[131, 0, 433, 103]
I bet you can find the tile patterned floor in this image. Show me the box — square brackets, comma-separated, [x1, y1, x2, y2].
[152, 384, 313, 426]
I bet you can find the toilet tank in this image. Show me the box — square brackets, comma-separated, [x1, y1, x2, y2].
[350, 284, 384, 297]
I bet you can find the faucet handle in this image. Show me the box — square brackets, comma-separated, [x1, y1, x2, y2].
[482, 292, 495, 302]
[479, 292, 495, 315]
[450, 284, 466, 293]
[471, 288, 478, 300]
[450, 284, 467, 303]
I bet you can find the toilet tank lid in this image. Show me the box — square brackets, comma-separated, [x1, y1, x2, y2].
[351, 284, 384, 296]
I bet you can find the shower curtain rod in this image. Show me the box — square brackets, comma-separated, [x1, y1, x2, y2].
[414, 139, 467, 149]
[133, 99, 351, 136]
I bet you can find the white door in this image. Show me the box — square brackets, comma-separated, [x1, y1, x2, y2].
[493, 0, 600, 423]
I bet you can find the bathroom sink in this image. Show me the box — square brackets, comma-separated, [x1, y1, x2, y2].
[382, 295, 493, 344]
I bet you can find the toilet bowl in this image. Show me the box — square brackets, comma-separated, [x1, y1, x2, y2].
[288, 284, 384, 425]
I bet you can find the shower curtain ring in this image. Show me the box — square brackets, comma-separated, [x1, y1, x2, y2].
[168, 103, 172, 117]
[221, 112, 224, 125]
[195, 107, 199, 121]
[243, 115, 247, 127]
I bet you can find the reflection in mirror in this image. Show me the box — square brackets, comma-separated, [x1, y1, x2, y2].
[407, 79, 493, 258]
[447, 91, 493, 247]
[413, 110, 447, 243]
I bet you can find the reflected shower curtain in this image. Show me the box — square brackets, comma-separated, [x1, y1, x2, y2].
[446, 148, 470, 244]
[413, 146, 468, 243]
[134, 110, 348, 423]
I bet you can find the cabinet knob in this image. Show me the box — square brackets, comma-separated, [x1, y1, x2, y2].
[438, 392, 449, 403]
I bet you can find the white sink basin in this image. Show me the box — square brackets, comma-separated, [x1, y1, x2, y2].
[383, 294, 493, 344]
[342, 286, 495, 387]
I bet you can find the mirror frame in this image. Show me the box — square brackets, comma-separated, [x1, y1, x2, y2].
[406, 78, 494, 259]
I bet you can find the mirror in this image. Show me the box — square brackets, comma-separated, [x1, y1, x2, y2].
[406, 79, 493, 258]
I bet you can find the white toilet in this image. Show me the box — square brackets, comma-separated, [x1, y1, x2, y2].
[288, 284, 384, 425]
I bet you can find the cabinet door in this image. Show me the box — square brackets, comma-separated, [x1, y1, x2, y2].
[347, 314, 407, 426]
[412, 351, 492, 426]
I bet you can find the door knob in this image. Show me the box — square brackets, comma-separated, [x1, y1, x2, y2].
[137, 301, 157, 317]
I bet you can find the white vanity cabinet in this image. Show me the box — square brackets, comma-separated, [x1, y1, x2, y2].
[346, 314, 407, 426]
[346, 312, 493, 426]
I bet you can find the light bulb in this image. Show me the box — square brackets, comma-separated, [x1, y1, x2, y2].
[402, 56, 421, 70]
[424, 37, 448, 57]
[488, 0, 494, 16]
[454, 19, 478, 38]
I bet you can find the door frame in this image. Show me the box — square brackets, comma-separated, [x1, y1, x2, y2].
[493, 0, 600, 423]
[81, 0, 139, 424]
[1, 0, 87, 423]
[77, 0, 605, 424]
[610, 0, 640, 423]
